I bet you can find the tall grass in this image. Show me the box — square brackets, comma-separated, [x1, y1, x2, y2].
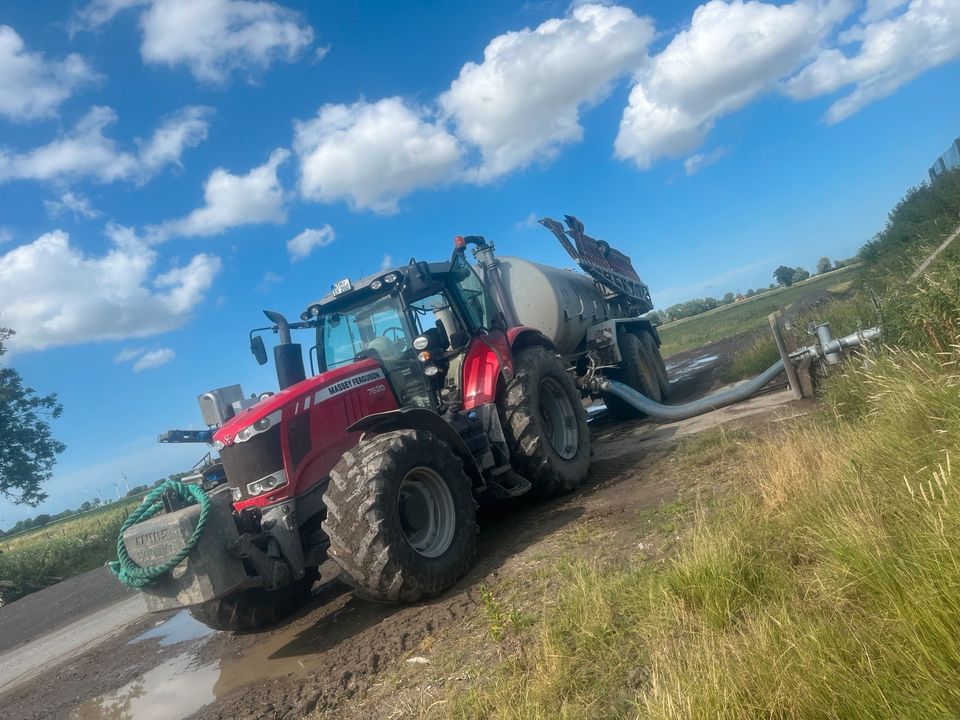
[437, 265, 960, 719]
[0, 506, 129, 604]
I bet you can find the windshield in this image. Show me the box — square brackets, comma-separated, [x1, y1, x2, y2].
[320, 293, 411, 369]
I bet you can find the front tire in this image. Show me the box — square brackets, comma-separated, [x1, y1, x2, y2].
[322, 429, 477, 603]
[188, 570, 317, 632]
[501, 346, 591, 497]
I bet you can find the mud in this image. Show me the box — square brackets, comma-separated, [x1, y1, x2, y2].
[0, 341, 805, 720]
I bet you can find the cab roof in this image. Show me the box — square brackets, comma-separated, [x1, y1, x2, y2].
[302, 260, 455, 318]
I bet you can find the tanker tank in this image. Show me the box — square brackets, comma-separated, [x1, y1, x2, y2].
[495, 256, 637, 357]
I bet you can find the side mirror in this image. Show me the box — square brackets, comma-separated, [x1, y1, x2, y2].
[250, 335, 268, 365]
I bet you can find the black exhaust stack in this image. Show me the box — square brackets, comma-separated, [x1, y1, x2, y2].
[263, 310, 306, 390]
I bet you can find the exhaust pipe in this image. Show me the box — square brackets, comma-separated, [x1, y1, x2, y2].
[263, 310, 306, 390]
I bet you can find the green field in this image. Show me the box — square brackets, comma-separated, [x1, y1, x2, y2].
[0, 498, 139, 604]
[657, 265, 859, 357]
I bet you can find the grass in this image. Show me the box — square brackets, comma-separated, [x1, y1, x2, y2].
[417, 262, 960, 719]
[657, 266, 859, 357]
[0, 499, 138, 604]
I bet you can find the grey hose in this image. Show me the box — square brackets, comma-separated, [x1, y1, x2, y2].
[599, 359, 786, 423]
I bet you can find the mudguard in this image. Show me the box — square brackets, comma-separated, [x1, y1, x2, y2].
[347, 407, 485, 487]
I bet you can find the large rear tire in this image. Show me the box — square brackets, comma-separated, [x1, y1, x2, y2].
[639, 331, 671, 398]
[602, 330, 661, 419]
[501, 346, 591, 497]
[189, 569, 317, 632]
[322, 429, 477, 603]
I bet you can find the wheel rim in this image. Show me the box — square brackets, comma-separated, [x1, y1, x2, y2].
[398, 466, 457, 558]
[538, 376, 579, 460]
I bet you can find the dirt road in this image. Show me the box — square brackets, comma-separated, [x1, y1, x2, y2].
[0, 346, 805, 720]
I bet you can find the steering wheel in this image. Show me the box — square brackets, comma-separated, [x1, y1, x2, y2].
[382, 326, 404, 341]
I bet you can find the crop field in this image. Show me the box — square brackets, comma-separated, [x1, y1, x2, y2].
[657, 265, 859, 357]
[0, 499, 138, 604]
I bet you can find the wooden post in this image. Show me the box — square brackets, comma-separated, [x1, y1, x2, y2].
[768, 313, 804, 400]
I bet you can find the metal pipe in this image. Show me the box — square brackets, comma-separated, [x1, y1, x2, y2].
[472, 241, 520, 328]
[815, 323, 841, 364]
[601, 324, 882, 424]
[599, 359, 786, 423]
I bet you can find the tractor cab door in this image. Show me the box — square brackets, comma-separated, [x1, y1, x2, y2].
[446, 253, 513, 409]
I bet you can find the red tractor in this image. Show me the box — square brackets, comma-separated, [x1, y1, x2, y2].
[125, 221, 665, 631]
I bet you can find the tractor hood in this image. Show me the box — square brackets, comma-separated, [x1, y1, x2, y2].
[213, 358, 384, 449]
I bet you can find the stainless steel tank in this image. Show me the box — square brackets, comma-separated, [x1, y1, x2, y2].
[496, 257, 614, 356]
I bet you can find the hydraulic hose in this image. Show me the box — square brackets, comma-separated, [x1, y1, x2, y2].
[599, 359, 786, 423]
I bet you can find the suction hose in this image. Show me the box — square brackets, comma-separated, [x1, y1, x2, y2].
[599, 359, 786, 423]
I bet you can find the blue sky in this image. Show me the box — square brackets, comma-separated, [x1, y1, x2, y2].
[1, 0, 958, 526]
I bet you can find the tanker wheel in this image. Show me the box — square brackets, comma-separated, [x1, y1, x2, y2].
[639, 331, 671, 398]
[501, 345, 591, 497]
[188, 568, 318, 632]
[602, 330, 661, 420]
[322, 429, 477, 603]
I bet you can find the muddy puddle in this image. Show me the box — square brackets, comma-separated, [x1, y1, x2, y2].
[70, 611, 219, 720]
[666, 353, 719, 380]
[70, 653, 220, 720]
[131, 610, 213, 647]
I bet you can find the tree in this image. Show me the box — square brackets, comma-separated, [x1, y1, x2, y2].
[773, 266, 796, 287]
[80, 501, 92, 511]
[816, 256, 832, 274]
[793, 266, 811, 282]
[721, 292, 735, 305]
[0, 325, 66, 506]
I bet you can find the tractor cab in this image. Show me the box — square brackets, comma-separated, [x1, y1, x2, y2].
[302, 252, 503, 412]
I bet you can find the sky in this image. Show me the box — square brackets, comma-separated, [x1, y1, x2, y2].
[1, 0, 959, 527]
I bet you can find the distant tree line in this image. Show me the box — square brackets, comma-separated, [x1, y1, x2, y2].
[648, 253, 857, 324]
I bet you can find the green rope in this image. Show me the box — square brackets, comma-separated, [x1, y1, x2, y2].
[108, 480, 211, 588]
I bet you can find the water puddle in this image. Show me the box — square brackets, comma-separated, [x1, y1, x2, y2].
[130, 610, 213, 647]
[666, 353, 719, 380]
[70, 652, 219, 720]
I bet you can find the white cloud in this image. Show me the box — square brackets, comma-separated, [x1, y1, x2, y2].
[114, 346, 145, 363]
[0, 25, 100, 122]
[76, 0, 314, 82]
[151, 148, 289, 239]
[294, 98, 461, 213]
[615, 0, 852, 169]
[0, 228, 12, 244]
[862, 0, 908, 22]
[784, 0, 960, 123]
[132, 347, 175, 371]
[380, 254, 393, 270]
[256, 271, 283, 293]
[138, 105, 213, 171]
[515, 211, 540, 229]
[0, 105, 211, 185]
[440, 4, 653, 181]
[72, 0, 149, 31]
[683, 146, 730, 175]
[44, 191, 101, 220]
[287, 225, 335, 261]
[0, 226, 221, 351]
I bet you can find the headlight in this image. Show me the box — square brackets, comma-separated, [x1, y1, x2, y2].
[413, 335, 429, 350]
[383, 273, 398, 283]
[371, 280, 383, 290]
[235, 409, 281, 443]
[247, 469, 287, 497]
